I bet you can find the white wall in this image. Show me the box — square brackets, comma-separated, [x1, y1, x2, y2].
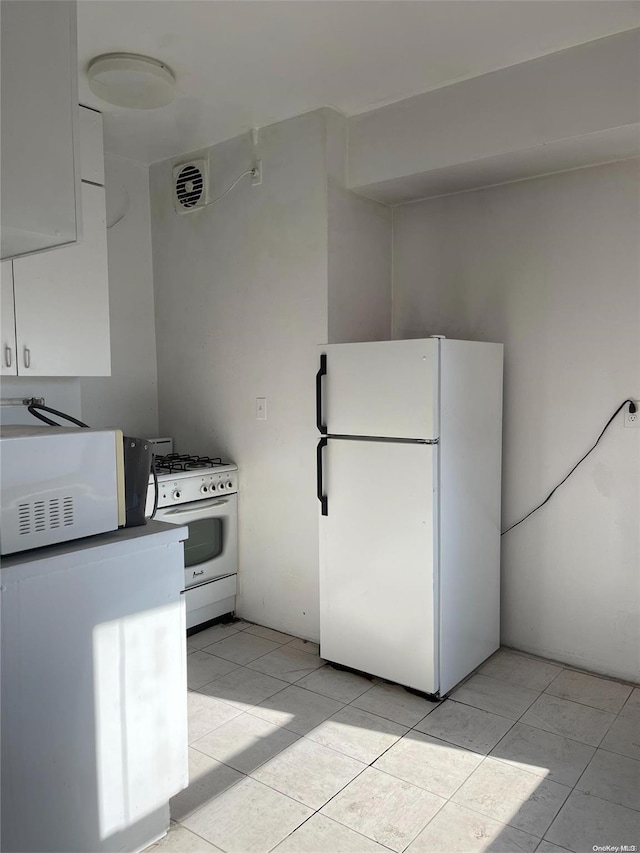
[348, 29, 640, 197]
[0, 376, 81, 426]
[150, 111, 330, 640]
[328, 183, 392, 343]
[392, 160, 640, 681]
[80, 154, 159, 437]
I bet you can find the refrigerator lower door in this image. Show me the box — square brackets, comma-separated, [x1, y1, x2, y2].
[319, 438, 438, 694]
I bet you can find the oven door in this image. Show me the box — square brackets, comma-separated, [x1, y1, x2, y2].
[156, 493, 238, 590]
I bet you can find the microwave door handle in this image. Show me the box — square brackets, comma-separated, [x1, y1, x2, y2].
[164, 498, 230, 516]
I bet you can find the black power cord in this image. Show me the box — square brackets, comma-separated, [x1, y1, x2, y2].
[502, 399, 637, 536]
[150, 457, 159, 520]
[26, 402, 160, 521]
[27, 402, 90, 428]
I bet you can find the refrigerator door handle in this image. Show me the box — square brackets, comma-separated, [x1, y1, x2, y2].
[317, 437, 328, 516]
[316, 354, 327, 435]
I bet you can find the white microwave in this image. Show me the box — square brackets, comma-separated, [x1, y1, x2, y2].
[0, 425, 126, 555]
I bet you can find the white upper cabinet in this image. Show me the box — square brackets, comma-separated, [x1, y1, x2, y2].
[1, 262, 17, 376]
[12, 182, 111, 376]
[78, 107, 105, 185]
[1, 1, 80, 261]
[7, 106, 111, 377]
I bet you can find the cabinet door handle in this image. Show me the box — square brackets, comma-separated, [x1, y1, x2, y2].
[23, 347, 31, 369]
[4, 346, 12, 368]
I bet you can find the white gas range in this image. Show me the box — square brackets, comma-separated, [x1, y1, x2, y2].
[146, 451, 238, 631]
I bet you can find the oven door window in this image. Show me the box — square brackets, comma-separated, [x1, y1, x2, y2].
[184, 518, 223, 567]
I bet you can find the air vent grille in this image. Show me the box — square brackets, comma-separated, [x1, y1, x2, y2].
[34, 501, 46, 532]
[18, 503, 30, 535]
[175, 165, 203, 208]
[63, 496, 74, 526]
[173, 160, 208, 213]
[17, 497, 74, 535]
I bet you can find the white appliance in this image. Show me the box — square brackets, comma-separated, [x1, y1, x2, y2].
[146, 454, 238, 630]
[0, 425, 125, 555]
[316, 337, 503, 698]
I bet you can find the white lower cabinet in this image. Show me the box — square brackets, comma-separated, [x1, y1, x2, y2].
[11, 181, 111, 376]
[1, 524, 189, 853]
[1, 262, 17, 376]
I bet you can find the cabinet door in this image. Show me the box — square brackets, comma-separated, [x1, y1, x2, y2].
[13, 182, 111, 376]
[79, 106, 104, 185]
[1, 1, 80, 260]
[1, 262, 18, 375]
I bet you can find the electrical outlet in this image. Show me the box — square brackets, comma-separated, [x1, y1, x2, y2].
[251, 160, 262, 186]
[624, 401, 639, 428]
[256, 397, 267, 420]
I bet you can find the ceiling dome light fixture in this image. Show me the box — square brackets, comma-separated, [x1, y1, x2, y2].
[87, 53, 176, 109]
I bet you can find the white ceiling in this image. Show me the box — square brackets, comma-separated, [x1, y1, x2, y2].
[77, 1, 640, 166]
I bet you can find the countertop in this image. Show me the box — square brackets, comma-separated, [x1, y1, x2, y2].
[1, 520, 188, 579]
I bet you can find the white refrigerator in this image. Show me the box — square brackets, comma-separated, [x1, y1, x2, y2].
[317, 337, 503, 697]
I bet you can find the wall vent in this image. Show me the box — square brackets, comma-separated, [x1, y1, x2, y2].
[173, 160, 208, 214]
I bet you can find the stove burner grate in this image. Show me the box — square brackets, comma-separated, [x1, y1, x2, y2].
[153, 453, 225, 473]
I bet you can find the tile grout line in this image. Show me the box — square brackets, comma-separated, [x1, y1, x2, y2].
[193, 685, 445, 848]
[395, 696, 576, 832]
[445, 692, 541, 723]
[265, 809, 398, 853]
[597, 742, 640, 761]
[311, 754, 446, 853]
[501, 712, 614, 750]
[282, 673, 374, 705]
[182, 633, 638, 852]
[192, 675, 301, 728]
[578, 791, 640, 816]
[437, 794, 558, 846]
[482, 649, 639, 690]
[408, 699, 519, 751]
[541, 686, 632, 716]
[511, 654, 639, 690]
[471, 669, 631, 716]
[474, 670, 561, 694]
[198, 637, 296, 666]
[182, 732, 565, 853]
[542, 788, 640, 841]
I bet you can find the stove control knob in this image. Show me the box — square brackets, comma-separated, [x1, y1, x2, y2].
[172, 489, 182, 500]
[209, 483, 217, 492]
[226, 480, 233, 490]
[200, 485, 209, 494]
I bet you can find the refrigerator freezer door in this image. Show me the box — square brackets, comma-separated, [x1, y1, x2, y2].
[319, 438, 438, 694]
[320, 339, 438, 440]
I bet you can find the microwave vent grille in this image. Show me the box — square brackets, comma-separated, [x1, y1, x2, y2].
[63, 496, 73, 526]
[18, 503, 30, 535]
[17, 497, 74, 535]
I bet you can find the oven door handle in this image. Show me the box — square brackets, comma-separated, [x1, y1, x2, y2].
[163, 498, 231, 516]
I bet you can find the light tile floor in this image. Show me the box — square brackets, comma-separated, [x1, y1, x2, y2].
[149, 621, 640, 853]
